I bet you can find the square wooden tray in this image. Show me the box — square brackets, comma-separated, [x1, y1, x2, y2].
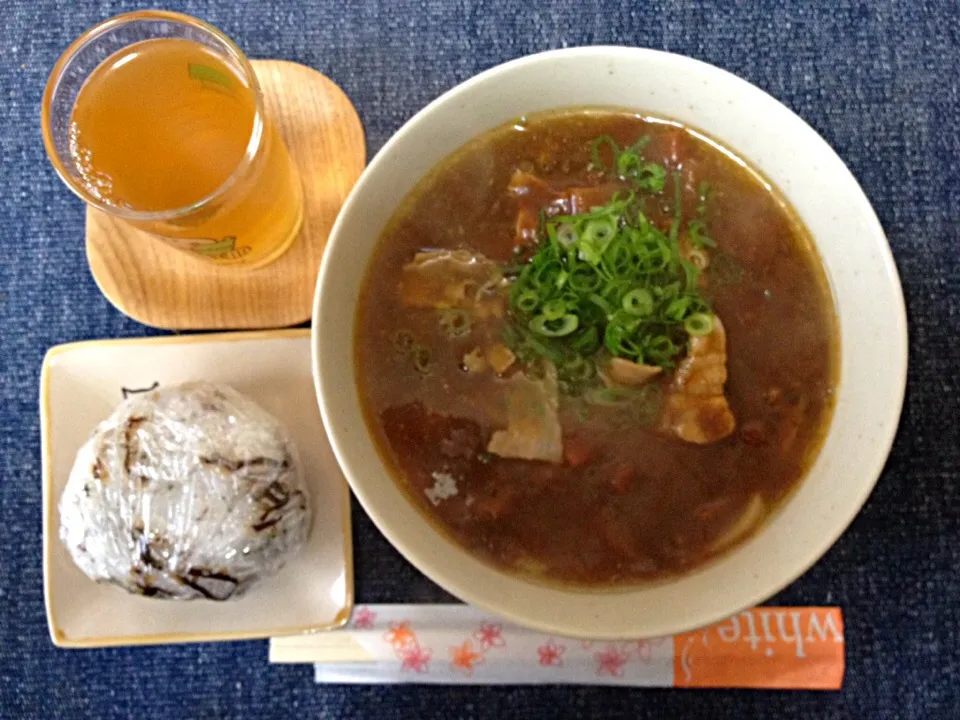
[86, 60, 365, 330]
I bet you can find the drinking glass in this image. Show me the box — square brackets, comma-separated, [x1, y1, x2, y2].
[41, 10, 304, 269]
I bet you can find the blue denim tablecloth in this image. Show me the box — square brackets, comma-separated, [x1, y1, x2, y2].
[2, 1, 958, 717]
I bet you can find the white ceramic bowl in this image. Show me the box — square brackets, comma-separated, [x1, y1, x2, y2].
[312, 47, 907, 638]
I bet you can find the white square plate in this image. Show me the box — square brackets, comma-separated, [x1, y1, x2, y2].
[40, 329, 353, 648]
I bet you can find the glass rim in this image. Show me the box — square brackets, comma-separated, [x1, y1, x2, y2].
[40, 9, 266, 223]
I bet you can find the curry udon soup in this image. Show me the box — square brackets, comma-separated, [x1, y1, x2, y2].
[356, 110, 838, 586]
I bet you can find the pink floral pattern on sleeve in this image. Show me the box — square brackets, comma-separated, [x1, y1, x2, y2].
[352, 606, 377, 630]
[595, 645, 630, 677]
[398, 643, 432, 673]
[537, 639, 565, 667]
[473, 622, 506, 650]
[383, 621, 433, 673]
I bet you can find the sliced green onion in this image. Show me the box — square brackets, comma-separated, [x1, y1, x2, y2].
[603, 324, 628, 356]
[687, 219, 716, 248]
[608, 310, 641, 334]
[578, 240, 604, 267]
[542, 299, 567, 321]
[393, 329, 415, 354]
[688, 248, 709, 270]
[562, 355, 596, 382]
[665, 296, 692, 321]
[588, 293, 615, 316]
[569, 266, 602, 293]
[530, 313, 579, 337]
[439, 308, 472, 338]
[622, 288, 654, 317]
[534, 259, 563, 286]
[606, 242, 633, 274]
[593, 134, 660, 190]
[622, 135, 651, 157]
[645, 336, 677, 361]
[556, 223, 578, 246]
[589, 135, 620, 171]
[581, 218, 617, 246]
[516, 289, 540, 314]
[546, 222, 559, 250]
[684, 312, 714, 337]
[571, 326, 600, 354]
[616, 152, 639, 176]
[681, 258, 700, 292]
[634, 163, 666, 192]
[660, 281, 682, 298]
[654, 236, 674, 270]
[411, 345, 432, 374]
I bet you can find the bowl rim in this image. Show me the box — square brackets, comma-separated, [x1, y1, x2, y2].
[312, 45, 908, 638]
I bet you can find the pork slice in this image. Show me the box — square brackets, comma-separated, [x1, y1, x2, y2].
[661, 317, 736, 444]
[398, 249, 501, 311]
[487, 364, 563, 464]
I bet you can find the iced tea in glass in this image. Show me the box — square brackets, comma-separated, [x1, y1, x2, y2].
[42, 10, 303, 269]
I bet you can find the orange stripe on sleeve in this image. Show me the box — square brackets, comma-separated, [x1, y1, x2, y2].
[673, 607, 845, 689]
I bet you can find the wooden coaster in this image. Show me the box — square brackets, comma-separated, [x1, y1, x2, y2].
[86, 60, 366, 330]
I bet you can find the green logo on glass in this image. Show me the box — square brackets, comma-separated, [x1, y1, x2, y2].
[189, 236, 251, 260]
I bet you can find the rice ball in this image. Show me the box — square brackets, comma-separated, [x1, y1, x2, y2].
[59, 381, 310, 600]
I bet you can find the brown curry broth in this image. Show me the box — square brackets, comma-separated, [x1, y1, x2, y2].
[356, 110, 838, 585]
